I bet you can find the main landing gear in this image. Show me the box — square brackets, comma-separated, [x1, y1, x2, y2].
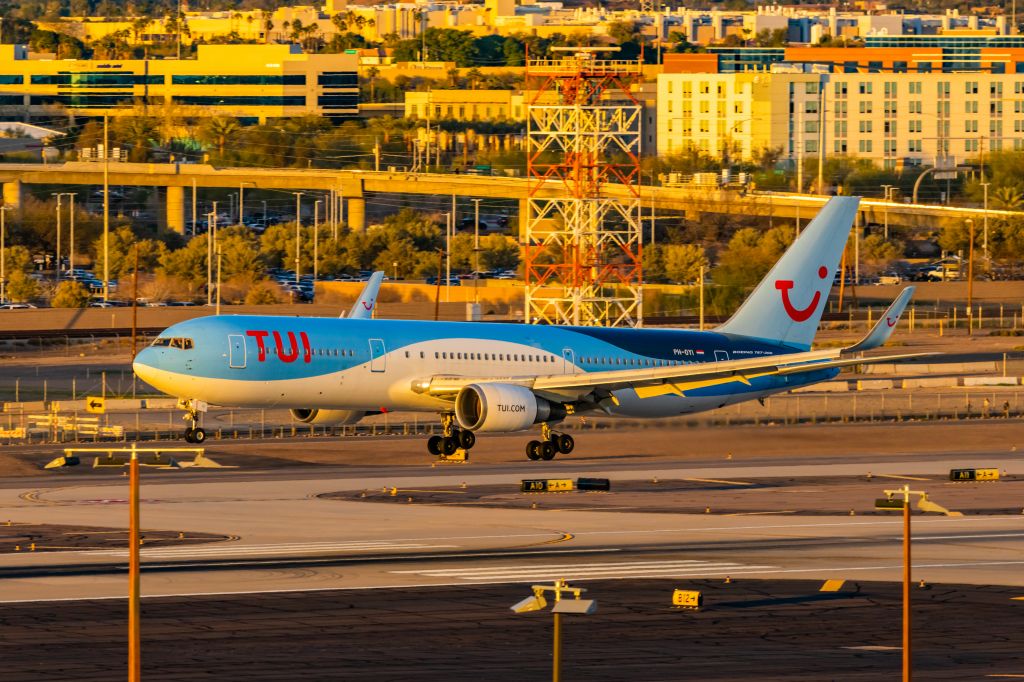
[525, 423, 574, 462]
[427, 413, 475, 461]
[180, 400, 207, 444]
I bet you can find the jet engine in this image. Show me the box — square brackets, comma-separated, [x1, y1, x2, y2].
[290, 409, 366, 426]
[455, 383, 566, 433]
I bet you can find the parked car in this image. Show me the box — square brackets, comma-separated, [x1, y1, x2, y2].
[0, 302, 38, 309]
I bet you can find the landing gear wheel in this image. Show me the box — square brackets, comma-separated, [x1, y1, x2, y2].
[457, 430, 476, 450]
[191, 427, 207, 444]
[427, 435, 443, 456]
[441, 437, 458, 456]
[183, 428, 195, 443]
[540, 440, 557, 461]
[554, 433, 574, 454]
[526, 440, 542, 461]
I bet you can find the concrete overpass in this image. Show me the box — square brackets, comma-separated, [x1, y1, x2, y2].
[0, 161, 1013, 233]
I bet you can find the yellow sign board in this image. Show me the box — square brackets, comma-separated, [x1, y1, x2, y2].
[85, 396, 106, 414]
[520, 479, 575, 493]
[672, 590, 703, 609]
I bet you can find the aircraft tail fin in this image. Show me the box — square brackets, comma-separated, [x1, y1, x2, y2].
[846, 286, 915, 353]
[716, 196, 860, 350]
[345, 271, 385, 319]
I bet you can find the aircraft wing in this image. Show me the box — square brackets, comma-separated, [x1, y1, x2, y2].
[345, 271, 384, 319]
[413, 288, 933, 402]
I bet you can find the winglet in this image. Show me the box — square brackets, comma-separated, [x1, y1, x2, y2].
[846, 286, 915, 353]
[345, 271, 385, 319]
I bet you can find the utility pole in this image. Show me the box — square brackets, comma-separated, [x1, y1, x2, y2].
[881, 185, 893, 240]
[103, 115, 110, 301]
[698, 265, 705, 331]
[444, 212, 451, 303]
[191, 178, 197, 235]
[215, 244, 223, 315]
[128, 445, 141, 682]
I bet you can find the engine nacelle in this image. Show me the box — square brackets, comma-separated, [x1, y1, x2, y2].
[290, 408, 365, 426]
[455, 383, 565, 433]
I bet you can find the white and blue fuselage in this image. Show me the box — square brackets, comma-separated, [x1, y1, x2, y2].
[133, 315, 839, 419]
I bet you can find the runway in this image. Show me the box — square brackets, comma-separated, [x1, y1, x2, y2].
[1, 445, 1023, 602]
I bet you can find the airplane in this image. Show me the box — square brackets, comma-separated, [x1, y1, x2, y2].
[133, 196, 925, 460]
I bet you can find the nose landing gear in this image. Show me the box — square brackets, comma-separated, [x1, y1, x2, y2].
[427, 413, 475, 462]
[180, 399, 207, 444]
[526, 423, 574, 461]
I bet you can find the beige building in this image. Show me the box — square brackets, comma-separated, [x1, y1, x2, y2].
[405, 89, 526, 121]
[657, 67, 1024, 171]
[0, 44, 358, 121]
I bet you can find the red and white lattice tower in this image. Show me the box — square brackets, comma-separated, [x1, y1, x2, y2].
[524, 47, 643, 327]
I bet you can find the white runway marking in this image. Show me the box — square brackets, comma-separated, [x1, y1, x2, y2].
[391, 559, 777, 581]
[84, 540, 459, 559]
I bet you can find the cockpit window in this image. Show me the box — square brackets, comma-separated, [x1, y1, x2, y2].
[152, 337, 193, 350]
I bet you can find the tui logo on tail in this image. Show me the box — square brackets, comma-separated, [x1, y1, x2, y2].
[775, 266, 829, 323]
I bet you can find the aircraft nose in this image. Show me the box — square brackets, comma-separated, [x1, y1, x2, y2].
[132, 347, 161, 382]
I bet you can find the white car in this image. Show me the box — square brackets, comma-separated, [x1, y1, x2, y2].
[0, 302, 38, 309]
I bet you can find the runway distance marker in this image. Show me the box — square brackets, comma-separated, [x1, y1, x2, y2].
[950, 468, 1000, 482]
[521, 479, 575, 493]
[671, 589, 703, 609]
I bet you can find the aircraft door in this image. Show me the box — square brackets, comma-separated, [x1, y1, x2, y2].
[714, 350, 729, 363]
[228, 334, 246, 369]
[562, 348, 576, 374]
[369, 338, 387, 373]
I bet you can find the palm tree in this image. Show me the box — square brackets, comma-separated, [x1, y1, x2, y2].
[200, 116, 241, 158]
[466, 68, 483, 90]
[366, 66, 380, 101]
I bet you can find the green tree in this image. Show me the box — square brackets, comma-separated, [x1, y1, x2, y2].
[199, 116, 241, 158]
[160, 235, 210, 287]
[6, 271, 39, 303]
[245, 280, 285, 305]
[92, 227, 168, 282]
[661, 244, 708, 284]
[861, 234, 904, 264]
[479, 234, 519, 271]
[51, 280, 91, 308]
[2, 244, 32, 276]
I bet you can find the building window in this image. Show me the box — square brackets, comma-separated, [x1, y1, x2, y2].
[805, 140, 818, 153]
[318, 72, 357, 87]
[965, 120, 979, 133]
[909, 101, 922, 114]
[858, 139, 873, 153]
[909, 120, 922, 133]
[834, 140, 847, 153]
[173, 75, 307, 85]
[173, 95, 306, 106]
[893, 61, 908, 73]
[834, 120, 847, 137]
[859, 101, 873, 114]
[859, 120, 873, 133]
[965, 101, 978, 114]
[909, 82, 922, 94]
[908, 140, 922, 153]
[858, 82, 872, 95]
[966, 81, 979, 94]
[805, 82, 819, 95]
[835, 82, 848, 97]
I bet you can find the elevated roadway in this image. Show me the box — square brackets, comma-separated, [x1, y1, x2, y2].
[0, 161, 1013, 233]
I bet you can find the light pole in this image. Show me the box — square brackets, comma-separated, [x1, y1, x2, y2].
[966, 218, 975, 336]
[206, 203, 218, 306]
[471, 198, 482, 304]
[313, 199, 321, 282]
[103, 114, 110, 301]
[0, 205, 9, 303]
[68, 193, 75, 275]
[293, 193, 304, 282]
[51, 192, 62, 282]
[215, 243, 223, 315]
[444, 212, 451, 303]
[980, 181, 990, 265]
[510, 579, 597, 682]
[261, 200, 268, 226]
[239, 181, 253, 226]
[881, 185, 893, 240]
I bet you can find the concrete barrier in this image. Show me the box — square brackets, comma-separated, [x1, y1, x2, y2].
[963, 376, 1021, 387]
[141, 398, 179, 409]
[857, 379, 894, 391]
[2, 401, 46, 412]
[49, 400, 87, 411]
[791, 381, 849, 393]
[864, 361, 998, 376]
[903, 377, 959, 389]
